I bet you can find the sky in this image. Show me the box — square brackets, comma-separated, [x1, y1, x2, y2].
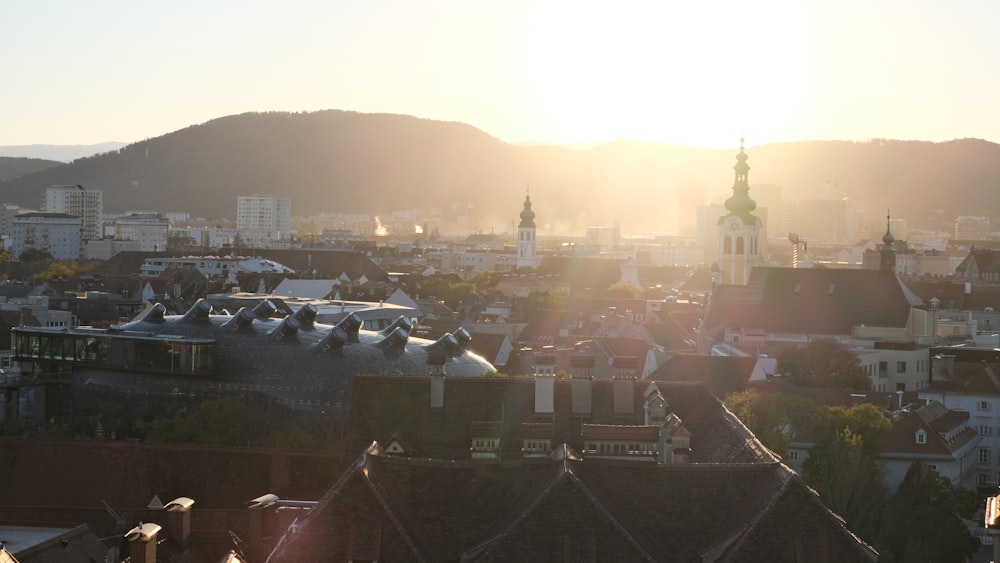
[3, 1, 999, 149]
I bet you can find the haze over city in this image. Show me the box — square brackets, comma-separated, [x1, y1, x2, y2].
[3, 1, 1000, 149]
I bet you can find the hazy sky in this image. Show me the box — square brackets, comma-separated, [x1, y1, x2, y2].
[3, 1, 998, 148]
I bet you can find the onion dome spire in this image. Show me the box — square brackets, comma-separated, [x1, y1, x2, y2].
[518, 191, 536, 228]
[882, 210, 895, 244]
[724, 137, 757, 217]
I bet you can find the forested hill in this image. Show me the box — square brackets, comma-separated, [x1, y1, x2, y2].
[1, 110, 998, 234]
[0, 157, 62, 185]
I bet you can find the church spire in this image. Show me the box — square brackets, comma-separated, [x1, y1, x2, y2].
[880, 210, 896, 274]
[518, 190, 536, 229]
[724, 137, 756, 217]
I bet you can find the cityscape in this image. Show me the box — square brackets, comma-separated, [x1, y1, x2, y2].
[4, 2, 1000, 562]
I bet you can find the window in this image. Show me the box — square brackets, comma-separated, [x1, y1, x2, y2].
[896, 361, 906, 373]
[979, 448, 991, 465]
[980, 474, 993, 488]
[981, 425, 994, 437]
[981, 401, 992, 412]
[788, 450, 800, 462]
[916, 430, 927, 444]
[879, 361, 888, 376]
[927, 464, 937, 472]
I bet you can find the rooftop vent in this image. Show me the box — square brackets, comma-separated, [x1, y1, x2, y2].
[336, 313, 362, 342]
[425, 332, 461, 358]
[377, 327, 409, 354]
[380, 316, 413, 336]
[314, 326, 348, 353]
[293, 303, 318, 327]
[253, 299, 277, 319]
[139, 303, 167, 323]
[271, 316, 300, 341]
[224, 307, 256, 331]
[181, 299, 213, 322]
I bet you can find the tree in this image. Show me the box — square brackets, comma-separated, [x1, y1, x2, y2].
[876, 461, 980, 563]
[725, 389, 824, 458]
[18, 247, 54, 262]
[801, 426, 889, 542]
[778, 338, 871, 390]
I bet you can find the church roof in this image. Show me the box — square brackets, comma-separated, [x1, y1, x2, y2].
[704, 267, 923, 335]
[265, 442, 877, 562]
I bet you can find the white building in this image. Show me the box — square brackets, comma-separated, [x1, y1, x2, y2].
[113, 212, 168, 251]
[237, 193, 292, 243]
[43, 185, 103, 241]
[12, 213, 82, 260]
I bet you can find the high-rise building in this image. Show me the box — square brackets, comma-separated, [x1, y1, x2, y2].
[236, 193, 292, 243]
[717, 139, 765, 285]
[44, 185, 102, 241]
[516, 192, 538, 269]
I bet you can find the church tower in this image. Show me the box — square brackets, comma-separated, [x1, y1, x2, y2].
[879, 211, 897, 275]
[517, 191, 538, 269]
[718, 138, 764, 285]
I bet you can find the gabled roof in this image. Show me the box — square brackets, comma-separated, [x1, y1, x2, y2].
[704, 267, 922, 336]
[883, 401, 979, 457]
[467, 332, 510, 368]
[0, 282, 56, 299]
[647, 354, 761, 398]
[266, 443, 877, 562]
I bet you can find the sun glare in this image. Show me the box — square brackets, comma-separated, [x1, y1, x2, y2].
[521, 2, 814, 147]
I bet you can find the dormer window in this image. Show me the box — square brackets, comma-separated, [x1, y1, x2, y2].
[915, 429, 927, 445]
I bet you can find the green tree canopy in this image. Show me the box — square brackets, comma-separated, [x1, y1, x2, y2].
[18, 247, 54, 262]
[876, 461, 980, 563]
[801, 426, 889, 542]
[725, 389, 824, 458]
[778, 338, 871, 390]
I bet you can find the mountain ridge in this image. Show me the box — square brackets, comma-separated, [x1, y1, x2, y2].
[0, 110, 997, 235]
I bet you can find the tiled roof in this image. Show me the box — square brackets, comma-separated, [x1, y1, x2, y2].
[266, 444, 877, 562]
[704, 267, 922, 335]
[648, 354, 760, 398]
[883, 401, 979, 457]
[345, 376, 777, 465]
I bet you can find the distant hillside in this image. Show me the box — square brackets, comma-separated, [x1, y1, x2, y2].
[0, 110, 998, 235]
[0, 142, 126, 162]
[0, 156, 62, 185]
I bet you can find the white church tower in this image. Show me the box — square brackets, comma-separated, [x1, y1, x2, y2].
[517, 191, 538, 269]
[717, 138, 764, 285]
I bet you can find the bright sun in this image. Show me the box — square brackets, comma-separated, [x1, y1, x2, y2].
[519, 2, 815, 147]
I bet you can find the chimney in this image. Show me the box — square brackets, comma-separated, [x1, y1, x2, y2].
[535, 373, 555, 415]
[164, 496, 194, 550]
[613, 376, 635, 416]
[430, 373, 445, 408]
[571, 376, 592, 416]
[248, 494, 280, 563]
[124, 522, 161, 563]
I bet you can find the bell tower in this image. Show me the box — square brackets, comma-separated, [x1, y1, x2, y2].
[717, 138, 764, 285]
[517, 191, 538, 269]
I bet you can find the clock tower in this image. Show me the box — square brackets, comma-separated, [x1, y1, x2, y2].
[717, 138, 764, 285]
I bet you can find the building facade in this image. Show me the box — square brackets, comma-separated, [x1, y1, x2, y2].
[43, 185, 102, 241]
[12, 213, 82, 260]
[236, 193, 292, 243]
[113, 213, 169, 252]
